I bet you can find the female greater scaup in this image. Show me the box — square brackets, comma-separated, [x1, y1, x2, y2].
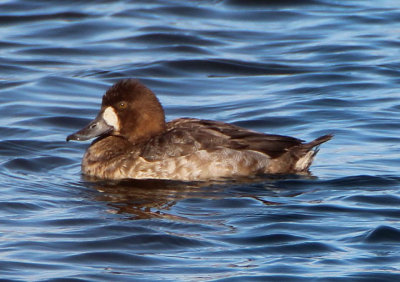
[67, 79, 332, 181]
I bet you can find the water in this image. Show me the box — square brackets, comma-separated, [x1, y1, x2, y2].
[1, 0, 400, 280]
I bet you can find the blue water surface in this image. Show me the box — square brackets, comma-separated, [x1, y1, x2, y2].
[1, 0, 400, 281]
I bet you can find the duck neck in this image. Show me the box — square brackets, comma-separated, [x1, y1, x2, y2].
[127, 105, 166, 144]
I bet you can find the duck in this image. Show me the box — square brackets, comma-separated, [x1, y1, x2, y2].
[67, 79, 332, 181]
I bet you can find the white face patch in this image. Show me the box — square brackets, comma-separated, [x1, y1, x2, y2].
[102, 106, 120, 131]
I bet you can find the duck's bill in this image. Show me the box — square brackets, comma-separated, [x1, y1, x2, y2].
[66, 114, 113, 142]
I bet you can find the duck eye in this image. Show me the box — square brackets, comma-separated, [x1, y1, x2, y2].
[118, 102, 127, 110]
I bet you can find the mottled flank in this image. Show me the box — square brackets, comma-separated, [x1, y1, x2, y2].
[69, 79, 332, 181]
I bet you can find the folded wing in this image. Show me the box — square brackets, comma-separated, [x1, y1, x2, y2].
[140, 118, 305, 161]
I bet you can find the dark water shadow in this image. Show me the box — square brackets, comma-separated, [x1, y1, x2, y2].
[83, 174, 316, 220]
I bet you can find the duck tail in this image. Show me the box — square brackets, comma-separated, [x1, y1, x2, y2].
[294, 134, 333, 171]
[304, 134, 333, 150]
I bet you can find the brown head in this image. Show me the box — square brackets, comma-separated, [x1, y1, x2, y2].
[67, 79, 166, 144]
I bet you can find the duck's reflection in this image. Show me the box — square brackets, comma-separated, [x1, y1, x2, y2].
[85, 177, 224, 220]
[84, 174, 313, 220]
